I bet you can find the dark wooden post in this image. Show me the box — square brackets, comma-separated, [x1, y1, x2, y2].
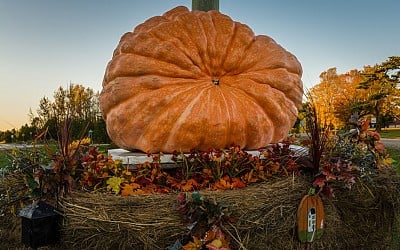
[192, 0, 219, 11]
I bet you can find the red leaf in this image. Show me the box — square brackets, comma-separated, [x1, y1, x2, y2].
[231, 178, 246, 189]
[321, 169, 336, 181]
[313, 177, 326, 188]
[361, 119, 370, 131]
[375, 141, 385, 153]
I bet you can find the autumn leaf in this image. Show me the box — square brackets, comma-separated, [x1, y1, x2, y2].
[183, 236, 202, 250]
[367, 130, 381, 141]
[182, 179, 199, 191]
[374, 141, 385, 153]
[177, 192, 186, 204]
[313, 177, 326, 189]
[122, 169, 132, 176]
[382, 157, 393, 166]
[231, 177, 245, 189]
[129, 176, 136, 183]
[301, 139, 311, 147]
[321, 169, 336, 181]
[360, 119, 370, 132]
[181, 181, 193, 192]
[213, 177, 231, 190]
[154, 186, 170, 193]
[131, 189, 147, 195]
[207, 239, 222, 249]
[168, 176, 182, 190]
[121, 183, 141, 196]
[271, 162, 280, 173]
[203, 226, 231, 250]
[206, 241, 231, 250]
[106, 176, 125, 194]
[244, 170, 258, 183]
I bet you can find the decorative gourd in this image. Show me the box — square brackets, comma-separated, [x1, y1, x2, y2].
[100, 6, 303, 153]
[297, 193, 325, 243]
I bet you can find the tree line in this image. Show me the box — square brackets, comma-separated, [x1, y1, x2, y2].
[1, 84, 110, 144]
[2, 56, 399, 143]
[306, 56, 400, 131]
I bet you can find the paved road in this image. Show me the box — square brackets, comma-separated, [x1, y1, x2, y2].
[381, 138, 400, 149]
[0, 143, 34, 150]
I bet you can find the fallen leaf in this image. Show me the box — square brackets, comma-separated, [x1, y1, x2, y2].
[121, 183, 141, 196]
[183, 236, 202, 250]
[231, 178, 246, 189]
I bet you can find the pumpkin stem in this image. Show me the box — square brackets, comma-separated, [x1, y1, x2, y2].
[308, 188, 316, 195]
[212, 79, 220, 85]
[192, 0, 219, 11]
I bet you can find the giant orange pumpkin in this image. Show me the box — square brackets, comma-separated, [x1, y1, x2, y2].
[100, 6, 303, 153]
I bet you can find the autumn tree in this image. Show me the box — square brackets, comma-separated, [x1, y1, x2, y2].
[310, 68, 366, 130]
[67, 84, 99, 121]
[34, 97, 53, 129]
[384, 87, 400, 122]
[331, 69, 366, 127]
[53, 86, 68, 123]
[30, 83, 109, 142]
[309, 56, 400, 131]
[357, 56, 400, 131]
[309, 68, 343, 129]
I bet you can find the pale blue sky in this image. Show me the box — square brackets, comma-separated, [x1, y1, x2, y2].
[1, 0, 399, 130]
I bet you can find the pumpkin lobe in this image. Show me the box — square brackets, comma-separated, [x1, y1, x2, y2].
[100, 6, 303, 153]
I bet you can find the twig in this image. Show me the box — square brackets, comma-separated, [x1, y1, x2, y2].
[223, 222, 248, 250]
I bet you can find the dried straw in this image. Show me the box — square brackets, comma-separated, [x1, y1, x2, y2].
[57, 169, 400, 250]
[2, 169, 400, 249]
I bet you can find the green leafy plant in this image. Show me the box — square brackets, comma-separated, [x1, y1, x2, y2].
[0, 147, 44, 216]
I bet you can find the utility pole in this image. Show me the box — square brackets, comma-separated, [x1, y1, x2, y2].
[192, 0, 219, 11]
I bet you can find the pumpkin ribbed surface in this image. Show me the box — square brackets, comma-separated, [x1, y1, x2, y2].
[100, 6, 303, 153]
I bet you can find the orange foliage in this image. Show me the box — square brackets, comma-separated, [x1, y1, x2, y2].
[80, 144, 300, 195]
[310, 68, 366, 129]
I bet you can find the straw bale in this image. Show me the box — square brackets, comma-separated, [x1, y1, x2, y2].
[57, 169, 400, 249]
[1, 169, 400, 249]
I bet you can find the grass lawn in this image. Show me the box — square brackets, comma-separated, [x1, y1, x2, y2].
[0, 144, 112, 170]
[0, 149, 10, 169]
[380, 128, 400, 138]
[387, 147, 400, 173]
[0, 134, 398, 172]
[380, 128, 400, 173]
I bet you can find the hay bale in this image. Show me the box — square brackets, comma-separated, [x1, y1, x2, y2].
[57, 170, 400, 250]
[59, 191, 187, 249]
[2, 169, 399, 249]
[58, 176, 307, 249]
[322, 169, 400, 250]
